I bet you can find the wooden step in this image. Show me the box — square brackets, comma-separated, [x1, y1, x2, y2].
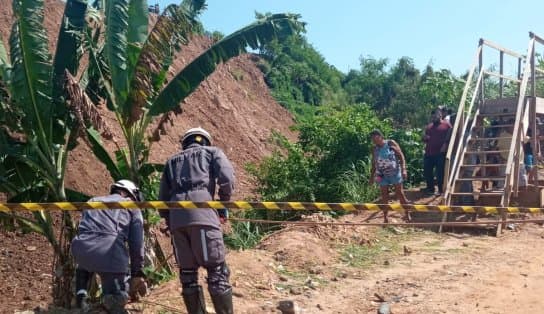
[468, 137, 512, 141]
[472, 124, 514, 129]
[465, 150, 509, 154]
[450, 191, 504, 196]
[479, 112, 516, 117]
[456, 177, 505, 181]
[460, 164, 507, 167]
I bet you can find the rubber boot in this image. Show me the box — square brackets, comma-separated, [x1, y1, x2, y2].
[210, 288, 233, 314]
[182, 286, 207, 314]
[102, 294, 128, 314]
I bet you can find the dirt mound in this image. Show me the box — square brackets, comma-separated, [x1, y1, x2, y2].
[1, 0, 297, 199]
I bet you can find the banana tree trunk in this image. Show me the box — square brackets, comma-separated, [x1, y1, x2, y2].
[52, 211, 77, 308]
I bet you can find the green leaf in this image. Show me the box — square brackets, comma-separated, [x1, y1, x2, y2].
[127, 0, 148, 46]
[9, 0, 54, 147]
[65, 188, 89, 201]
[125, 4, 196, 124]
[115, 148, 130, 177]
[105, 0, 130, 109]
[0, 40, 10, 83]
[52, 0, 88, 104]
[86, 127, 122, 180]
[140, 163, 164, 177]
[150, 13, 304, 116]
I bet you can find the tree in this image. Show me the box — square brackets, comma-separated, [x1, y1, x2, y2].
[256, 18, 346, 120]
[0, 0, 88, 307]
[76, 0, 304, 187]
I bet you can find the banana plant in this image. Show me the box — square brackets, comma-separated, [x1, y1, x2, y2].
[78, 0, 305, 187]
[0, 0, 88, 307]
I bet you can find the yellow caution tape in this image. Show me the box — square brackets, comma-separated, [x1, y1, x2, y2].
[0, 201, 542, 214]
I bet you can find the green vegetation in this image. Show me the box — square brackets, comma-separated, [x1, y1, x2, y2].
[248, 104, 428, 202]
[250, 29, 466, 202]
[0, 0, 87, 306]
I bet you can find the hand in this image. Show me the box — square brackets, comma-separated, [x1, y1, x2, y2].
[217, 208, 229, 224]
[402, 169, 408, 180]
[129, 276, 147, 301]
[158, 218, 170, 237]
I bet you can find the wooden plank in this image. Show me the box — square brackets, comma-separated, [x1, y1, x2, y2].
[484, 70, 521, 83]
[444, 45, 483, 204]
[481, 38, 525, 59]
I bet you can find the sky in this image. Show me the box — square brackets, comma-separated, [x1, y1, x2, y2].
[156, 0, 544, 76]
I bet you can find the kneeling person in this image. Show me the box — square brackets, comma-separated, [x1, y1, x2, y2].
[71, 180, 146, 313]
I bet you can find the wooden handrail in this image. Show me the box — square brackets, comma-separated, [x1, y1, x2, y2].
[504, 38, 534, 183]
[483, 71, 521, 83]
[444, 70, 484, 202]
[443, 45, 482, 197]
[530, 32, 544, 45]
[480, 38, 525, 59]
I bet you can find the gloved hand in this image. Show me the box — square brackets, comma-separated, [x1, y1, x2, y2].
[128, 276, 147, 301]
[217, 208, 229, 224]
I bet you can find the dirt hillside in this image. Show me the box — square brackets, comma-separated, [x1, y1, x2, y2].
[0, 0, 297, 199]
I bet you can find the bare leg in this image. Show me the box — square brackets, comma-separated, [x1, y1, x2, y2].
[394, 183, 411, 221]
[380, 186, 389, 223]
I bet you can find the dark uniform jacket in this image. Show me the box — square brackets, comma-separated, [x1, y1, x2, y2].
[158, 144, 235, 229]
[71, 194, 144, 274]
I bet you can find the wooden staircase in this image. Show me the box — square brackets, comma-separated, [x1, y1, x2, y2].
[444, 33, 544, 220]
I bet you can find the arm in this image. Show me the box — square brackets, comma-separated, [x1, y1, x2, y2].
[370, 148, 376, 184]
[128, 210, 145, 277]
[213, 149, 235, 201]
[441, 124, 453, 153]
[158, 165, 171, 222]
[390, 140, 407, 178]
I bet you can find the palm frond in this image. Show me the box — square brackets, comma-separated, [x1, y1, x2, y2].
[52, 0, 88, 105]
[65, 70, 114, 140]
[9, 0, 53, 146]
[0, 40, 11, 83]
[150, 13, 304, 116]
[86, 127, 122, 181]
[125, 4, 197, 124]
[104, 0, 130, 109]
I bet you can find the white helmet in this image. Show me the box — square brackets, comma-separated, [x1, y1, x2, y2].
[110, 179, 141, 201]
[181, 127, 212, 147]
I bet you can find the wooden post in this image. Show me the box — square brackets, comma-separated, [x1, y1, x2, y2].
[500, 51, 504, 98]
[479, 40, 484, 104]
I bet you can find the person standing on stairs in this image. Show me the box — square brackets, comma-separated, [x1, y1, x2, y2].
[423, 109, 452, 196]
[159, 127, 235, 314]
[369, 129, 411, 223]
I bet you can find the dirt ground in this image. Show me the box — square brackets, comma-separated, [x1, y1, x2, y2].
[3, 194, 544, 314]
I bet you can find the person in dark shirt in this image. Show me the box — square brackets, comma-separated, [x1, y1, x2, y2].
[159, 127, 235, 314]
[423, 109, 452, 195]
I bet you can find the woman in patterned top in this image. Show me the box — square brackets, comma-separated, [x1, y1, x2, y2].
[369, 129, 411, 223]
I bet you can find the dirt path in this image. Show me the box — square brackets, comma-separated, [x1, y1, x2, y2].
[296, 225, 544, 314]
[131, 215, 544, 314]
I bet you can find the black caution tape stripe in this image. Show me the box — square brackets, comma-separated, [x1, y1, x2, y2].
[0, 201, 543, 214]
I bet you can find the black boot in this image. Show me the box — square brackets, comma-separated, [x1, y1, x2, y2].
[76, 292, 90, 312]
[182, 285, 207, 314]
[210, 288, 233, 314]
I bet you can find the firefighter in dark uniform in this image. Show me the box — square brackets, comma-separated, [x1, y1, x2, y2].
[71, 179, 147, 313]
[159, 127, 235, 314]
